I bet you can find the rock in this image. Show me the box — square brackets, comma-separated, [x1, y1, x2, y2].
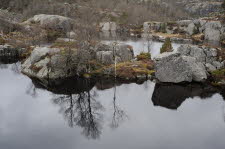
[96, 51, 114, 65]
[187, 23, 196, 35]
[204, 21, 222, 41]
[21, 47, 79, 82]
[178, 45, 206, 63]
[154, 52, 192, 83]
[24, 14, 74, 32]
[96, 43, 134, 64]
[154, 51, 207, 83]
[143, 22, 163, 32]
[99, 22, 117, 31]
[206, 63, 217, 72]
[212, 61, 224, 69]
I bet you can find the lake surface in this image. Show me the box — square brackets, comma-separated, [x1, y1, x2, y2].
[0, 40, 225, 149]
[102, 37, 182, 57]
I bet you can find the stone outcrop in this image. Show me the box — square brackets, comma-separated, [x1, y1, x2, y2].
[154, 44, 224, 83]
[23, 14, 75, 32]
[99, 22, 117, 31]
[96, 43, 134, 65]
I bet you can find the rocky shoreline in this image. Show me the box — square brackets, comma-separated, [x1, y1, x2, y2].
[0, 13, 224, 89]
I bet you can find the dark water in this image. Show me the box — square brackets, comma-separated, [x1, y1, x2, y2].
[0, 64, 225, 149]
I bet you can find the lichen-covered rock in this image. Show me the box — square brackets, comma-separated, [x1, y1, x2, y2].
[21, 47, 78, 82]
[24, 14, 74, 32]
[154, 44, 224, 83]
[154, 52, 207, 83]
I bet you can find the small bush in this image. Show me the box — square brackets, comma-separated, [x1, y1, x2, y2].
[0, 36, 6, 45]
[46, 30, 64, 42]
[137, 52, 151, 61]
[160, 38, 172, 53]
[159, 23, 167, 33]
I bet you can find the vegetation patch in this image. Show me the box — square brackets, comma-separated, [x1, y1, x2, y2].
[211, 69, 225, 85]
[90, 60, 154, 81]
[51, 40, 77, 49]
[0, 36, 6, 45]
[136, 52, 151, 61]
[160, 38, 172, 53]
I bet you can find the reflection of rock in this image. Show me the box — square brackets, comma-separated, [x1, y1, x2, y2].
[152, 83, 222, 110]
[31, 77, 95, 95]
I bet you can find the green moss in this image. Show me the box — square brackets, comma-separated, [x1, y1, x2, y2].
[136, 52, 151, 61]
[211, 69, 225, 76]
[160, 38, 172, 53]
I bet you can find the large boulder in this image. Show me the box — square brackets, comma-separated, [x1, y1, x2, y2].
[154, 44, 225, 83]
[21, 47, 78, 82]
[154, 52, 207, 83]
[24, 14, 74, 32]
[96, 43, 134, 65]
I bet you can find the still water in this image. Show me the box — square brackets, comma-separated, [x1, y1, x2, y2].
[0, 40, 225, 149]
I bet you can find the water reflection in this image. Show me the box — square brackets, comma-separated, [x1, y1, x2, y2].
[152, 83, 225, 110]
[52, 90, 103, 139]
[31, 78, 130, 139]
[1, 64, 225, 149]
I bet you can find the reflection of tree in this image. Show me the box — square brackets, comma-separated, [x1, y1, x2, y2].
[110, 83, 127, 129]
[11, 63, 20, 74]
[52, 90, 104, 139]
[26, 82, 38, 98]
